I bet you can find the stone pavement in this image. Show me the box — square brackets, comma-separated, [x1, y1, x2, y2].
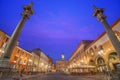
[1, 72, 119, 80]
[21, 72, 104, 80]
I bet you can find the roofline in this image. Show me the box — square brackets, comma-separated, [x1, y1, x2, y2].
[69, 40, 83, 60]
[0, 29, 11, 37]
[69, 40, 93, 60]
[85, 18, 120, 50]
[69, 18, 120, 61]
[32, 48, 50, 58]
[0, 29, 31, 55]
[17, 46, 32, 55]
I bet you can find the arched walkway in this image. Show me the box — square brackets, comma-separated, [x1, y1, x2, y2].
[89, 60, 95, 66]
[108, 52, 120, 70]
[96, 57, 107, 72]
[89, 59, 96, 72]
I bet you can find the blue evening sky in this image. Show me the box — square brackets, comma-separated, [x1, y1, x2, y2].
[0, 0, 120, 63]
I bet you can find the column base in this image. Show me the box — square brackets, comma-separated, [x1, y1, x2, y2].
[0, 58, 13, 68]
[0, 58, 20, 79]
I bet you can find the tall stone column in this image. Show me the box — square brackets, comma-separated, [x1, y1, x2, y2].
[93, 6, 120, 57]
[0, 3, 34, 78]
[4, 3, 34, 58]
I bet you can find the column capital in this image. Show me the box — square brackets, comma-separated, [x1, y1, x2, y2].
[22, 2, 34, 19]
[93, 5, 106, 22]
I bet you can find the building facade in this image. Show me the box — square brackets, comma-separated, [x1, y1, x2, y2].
[0, 30, 32, 72]
[48, 57, 53, 72]
[68, 18, 120, 73]
[0, 30, 51, 74]
[56, 54, 69, 72]
[68, 40, 94, 73]
[32, 48, 50, 72]
[56, 60, 68, 72]
[0, 30, 9, 57]
[30, 52, 40, 72]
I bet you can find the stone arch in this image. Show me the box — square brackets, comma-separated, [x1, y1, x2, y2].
[88, 59, 96, 72]
[89, 47, 94, 56]
[89, 59, 95, 66]
[98, 45, 104, 51]
[94, 45, 97, 50]
[105, 50, 115, 62]
[97, 57, 105, 65]
[97, 45, 105, 56]
[108, 52, 120, 70]
[96, 57, 107, 72]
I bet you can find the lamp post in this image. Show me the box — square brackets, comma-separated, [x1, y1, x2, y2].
[93, 6, 120, 57]
[3, 3, 34, 59]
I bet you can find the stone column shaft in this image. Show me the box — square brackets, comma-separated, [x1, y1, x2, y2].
[93, 6, 120, 57]
[3, 3, 34, 58]
[4, 17, 27, 58]
[102, 19, 120, 56]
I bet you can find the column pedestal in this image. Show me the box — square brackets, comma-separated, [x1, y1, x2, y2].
[0, 58, 20, 79]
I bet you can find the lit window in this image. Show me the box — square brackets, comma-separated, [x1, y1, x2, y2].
[115, 33, 120, 41]
[0, 36, 2, 41]
[14, 56, 18, 61]
[115, 31, 120, 41]
[24, 59, 26, 63]
[94, 46, 97, 50]
[5, 38, 9, 42]
[0, 43, 3, 48]
[87, 51, 89, 54]
[18, 58, 22, 64]
[26, 54, 27, 57]
[2, 43, 7, 48]
[22, 52, 24, 55]
[17, 49, 20, 54]
[89, 48, 94, 56]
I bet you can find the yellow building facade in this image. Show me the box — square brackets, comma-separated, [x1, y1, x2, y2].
[56, 60, 68, 72]
[0, 30, 32, 72]
[0, 30, 52, 74]
[68, 18, 120, 73]
[0, 31, 9, 57]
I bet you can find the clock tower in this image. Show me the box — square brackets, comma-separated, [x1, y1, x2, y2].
[61, 53, 64, 60]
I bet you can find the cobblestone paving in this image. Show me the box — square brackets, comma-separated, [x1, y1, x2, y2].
[21, 72, 104, 80]
[1, 72, 119, 80]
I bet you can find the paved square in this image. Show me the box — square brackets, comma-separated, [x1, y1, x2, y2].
[21, 72, 104, 80]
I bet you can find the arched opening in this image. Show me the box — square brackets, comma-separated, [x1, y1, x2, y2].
[89, 59, 96, 72]
[89, 48, 94, 56]
[94, 45, 97, 50]
[89, 60, 95, 66]
[96, 57, 106, 72]
[108, 52, 120, 71]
